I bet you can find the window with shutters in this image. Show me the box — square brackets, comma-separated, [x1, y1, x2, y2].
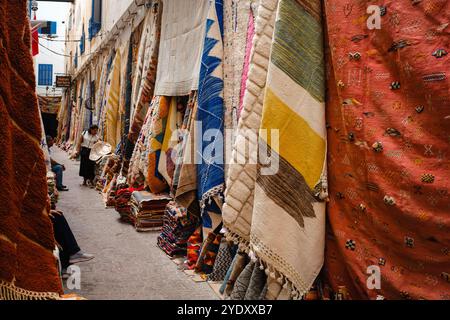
[89, 0, 102, 40]
[74, 50, 78, 68]
[80, 23, 85, 54]
[38, 64, 53, 86]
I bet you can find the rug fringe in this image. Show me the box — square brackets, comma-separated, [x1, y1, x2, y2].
[224, 230, 251, 253]
[258, 257, 307, 300]
[0, 280, 60, 300]
[248, 248, 311, 300]
[199, 184, 225, 210]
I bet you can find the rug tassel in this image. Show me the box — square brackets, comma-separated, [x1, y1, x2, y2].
[249, 248, 311, 300]
[0, 280, 60, 300]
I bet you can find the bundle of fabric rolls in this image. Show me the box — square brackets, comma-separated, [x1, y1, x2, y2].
[130, 191, 171, 231]
[157, 201, 199, 257]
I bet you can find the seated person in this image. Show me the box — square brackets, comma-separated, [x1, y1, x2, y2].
[49, 207, 94, 277]
[46, 136, 69, 191]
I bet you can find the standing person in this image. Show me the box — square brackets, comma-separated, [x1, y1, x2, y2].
[74, 125, 100, 187]
[47, 135, 69, 191]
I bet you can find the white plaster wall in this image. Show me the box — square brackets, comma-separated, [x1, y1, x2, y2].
[34, 1, 70, 96]
[65, 0, 134, 75]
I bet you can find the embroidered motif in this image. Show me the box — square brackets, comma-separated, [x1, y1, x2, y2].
[415, 105, 424, 113]
[384, 195, 396, 206]
[423, 72, 446, 82]
[432, 49, 447, 58]
[404, 236, 414, 248]
[349, 52, 361, 60]
[351, 34, 368, 42]
[390, 81, 401, 90]
[372, 141, 383, 152]
[386, 128, 401, 137]
[348, 132, 355, 141]
[388, 40, 411, 52]
[345, 239, 356, 251]
[421, 173, 435, 183]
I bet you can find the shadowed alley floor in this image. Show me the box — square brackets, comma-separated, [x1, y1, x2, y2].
[52, 147, 217, 300]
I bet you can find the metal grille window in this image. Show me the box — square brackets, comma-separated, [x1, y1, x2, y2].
[38, 64, 53, 86]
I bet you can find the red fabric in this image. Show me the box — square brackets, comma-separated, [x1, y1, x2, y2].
[323, 0, 449, 300]
[31, 27, 39, 56]
[0, 0, 62, 296]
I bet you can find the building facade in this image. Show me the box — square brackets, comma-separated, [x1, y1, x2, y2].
[59, 0, 147, 144]
[30, 1, 69, 96]
[64, 0, 134, 76]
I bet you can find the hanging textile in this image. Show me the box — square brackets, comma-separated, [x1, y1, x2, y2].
[222, 0, 277, 251]
[56, 93, 70, 143]
[117, 40, 131, 152]
[175, 96, 199, 211]
[83, 78, 92, 130]
[0, 0, 62, 299]
[128, 1, 163, 143]
[98, 53, 116, 142]
[38, 112, 52, 171]
[237, 7, 256, 119]
[95, 52, 114, 127]
[128, 98, 155, 187]
[250, 0, 327, 299]
[323, 0, 450, 300]
[172, 92, 197, 192]
[105, 52, 122, 149]
[73, 79, 86, 146]
[158, 97, 182, 187]
[154, 0, 210, 96]
[145, 96, 170, 193]
[196, 0, 226, 225]
[222, 0, 254, 170]
[123, 39, 134, 143]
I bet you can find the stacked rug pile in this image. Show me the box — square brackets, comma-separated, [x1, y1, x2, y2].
[130, 191, 171, 231]
[114, 186, 145, 222]
[157, 201, 199, 257]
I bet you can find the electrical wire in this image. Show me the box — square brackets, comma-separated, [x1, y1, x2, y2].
[34, 38, 95, 58]
[38, 36, 81, 43]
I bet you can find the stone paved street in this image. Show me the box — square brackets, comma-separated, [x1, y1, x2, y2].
[52, 148, 217, 300]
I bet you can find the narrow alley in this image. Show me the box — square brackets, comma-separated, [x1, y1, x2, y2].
[52, 148, 217, 300]
[1, 0, 447, 304]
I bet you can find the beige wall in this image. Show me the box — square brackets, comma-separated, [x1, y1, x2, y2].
[65, 0, 133, 75]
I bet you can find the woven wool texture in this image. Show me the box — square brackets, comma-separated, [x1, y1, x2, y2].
[0, 0, 62, 299]
[250, 0, 327, 299]
[222, 0, 253, 175]
[128, 2, 162, 143]
[323, 0, 450, 300]
[154, 0, 210, 96]
[105, 52, 122, 149]
[222, 0, 278, 249]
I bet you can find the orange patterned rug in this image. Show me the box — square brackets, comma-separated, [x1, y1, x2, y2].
[323, 0, 449, 300]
